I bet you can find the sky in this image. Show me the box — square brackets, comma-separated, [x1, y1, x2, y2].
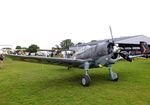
[0, 0, 150, 49]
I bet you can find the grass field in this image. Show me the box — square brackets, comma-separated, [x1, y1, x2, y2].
[0, 58, 150, 105]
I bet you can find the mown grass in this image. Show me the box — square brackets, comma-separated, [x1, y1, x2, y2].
[0, 58, 150, 105]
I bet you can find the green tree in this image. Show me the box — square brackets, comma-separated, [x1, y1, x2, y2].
[16, 46, 21, 49]
[22, 47, 27, 49]
[60, 39, 74, 50]
[27, 44, 39, 53]
[91, 40, 97, 42]
[76, 42, 83, 46]
[52, 45, 61, 50]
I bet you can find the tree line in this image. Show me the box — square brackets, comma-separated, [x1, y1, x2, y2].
[16, 39, 83, 53]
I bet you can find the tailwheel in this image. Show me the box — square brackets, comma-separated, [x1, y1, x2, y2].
[81, 75, 91, 87]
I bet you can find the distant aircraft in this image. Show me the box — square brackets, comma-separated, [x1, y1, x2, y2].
[6, 27, 150, 86]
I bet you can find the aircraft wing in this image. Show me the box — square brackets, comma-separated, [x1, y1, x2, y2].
[115, 54, 150, 63]
[129, 54, 150, 59]
[6, 54, 91, 68]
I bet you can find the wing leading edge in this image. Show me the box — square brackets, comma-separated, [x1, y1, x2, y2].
[6, 54, 90, 68]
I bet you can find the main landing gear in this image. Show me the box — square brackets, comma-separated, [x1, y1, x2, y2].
[81, 62, 91, 86]
[108, 65, 119, 81]
[81, 63, 119, 87]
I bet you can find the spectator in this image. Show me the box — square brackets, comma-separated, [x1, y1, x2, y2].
[0, 54, 4, 69]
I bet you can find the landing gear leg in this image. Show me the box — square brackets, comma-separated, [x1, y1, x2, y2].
[108, 65, 119, 81]
[81, 62, 91, 86]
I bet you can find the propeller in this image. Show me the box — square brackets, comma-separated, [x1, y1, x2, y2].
[118, 53, 132, 62]
[109, 26, 114, 43]
[108, 26, 132, 62]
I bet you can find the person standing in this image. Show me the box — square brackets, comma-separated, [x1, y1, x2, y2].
[0, 53, 4, 69]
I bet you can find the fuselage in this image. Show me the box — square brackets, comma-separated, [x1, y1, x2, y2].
[74, 41, 119, 67]
[75, 41, 111, 60]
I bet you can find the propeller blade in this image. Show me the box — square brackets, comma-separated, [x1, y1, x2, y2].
[119, 53, 132, 62]
[109, 26, 114, 43]
[108, 26, 132, 62]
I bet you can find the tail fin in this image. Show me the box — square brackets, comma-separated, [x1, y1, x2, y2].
[140, 41, 150, 54]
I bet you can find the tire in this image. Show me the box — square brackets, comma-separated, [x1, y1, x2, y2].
[114, 73, 119, 81]
[111, 73, 119, 81]
[81, 75, 91, 87]
[113, 77, 119, 81]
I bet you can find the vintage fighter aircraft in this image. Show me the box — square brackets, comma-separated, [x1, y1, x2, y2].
[6, 27, 150, 86]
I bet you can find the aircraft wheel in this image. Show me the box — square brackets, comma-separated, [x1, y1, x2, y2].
[81, 75, 91, 86]
[113, 77, 119, 81]
[112, 73, 119, 81]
